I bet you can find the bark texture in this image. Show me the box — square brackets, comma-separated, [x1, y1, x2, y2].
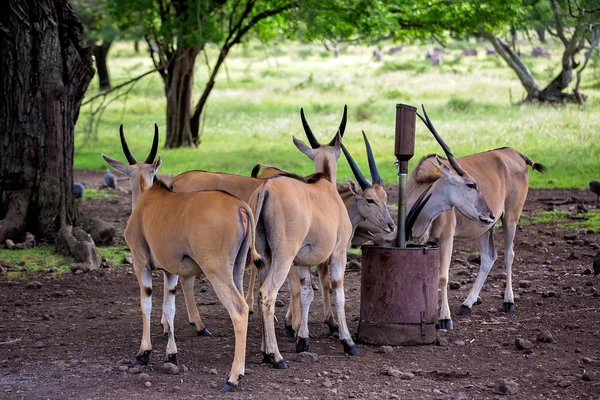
[0, 0, 94, 243]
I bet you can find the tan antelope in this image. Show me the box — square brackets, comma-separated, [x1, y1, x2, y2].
[247, 106, 360, 367]
[102, 126, 263, 392]
[247, 131, 395, 339]
[406, 107, 546, 329]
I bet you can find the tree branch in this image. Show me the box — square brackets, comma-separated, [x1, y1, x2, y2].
[81, 68, 160, 106]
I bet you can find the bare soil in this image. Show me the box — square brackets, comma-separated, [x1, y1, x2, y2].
[1, 169, 599, 400]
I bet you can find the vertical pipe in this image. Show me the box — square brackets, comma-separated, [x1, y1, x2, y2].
[394, 104, 416, 248]
[396, 173, 407, 248]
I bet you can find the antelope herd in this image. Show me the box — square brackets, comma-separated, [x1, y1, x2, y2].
[103, 105, 545, 391]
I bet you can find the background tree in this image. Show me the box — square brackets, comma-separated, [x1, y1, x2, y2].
[72, 0, 120, 90]
[0, 0, 94, 245]
[483, 0, 600, 103]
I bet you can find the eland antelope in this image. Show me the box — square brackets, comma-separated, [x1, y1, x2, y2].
[407, 107, 546, 329]
[248, 106, 359, 367]
[102, 125, 263, 392]
[247, 131, 396, 339]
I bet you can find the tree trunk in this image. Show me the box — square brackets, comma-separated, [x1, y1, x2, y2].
[0, 0, 94, 243]
[93, 41, 113, 90]
[134, 40, 139, 53]
[536, 26, 547, 43]
[164, 47, 200, 148]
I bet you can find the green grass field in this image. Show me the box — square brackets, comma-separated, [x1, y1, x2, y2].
[77, 39, 600, 189]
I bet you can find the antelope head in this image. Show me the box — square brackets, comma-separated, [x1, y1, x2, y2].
[342, 131, 395, 234]
[409, 107, 495, 238]
[292, 105, 347, 183]
[101, 124, 162, 209]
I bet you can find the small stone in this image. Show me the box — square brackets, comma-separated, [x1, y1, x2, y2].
[129, 366, 143, 375]
[400, 372, 414, 380]
[294, 352, 318, 363]
[74, 269, 84, 275]
[209, 368, 218, 375]
[347, 260, 361, 271]
[557, 380, 572, 388]
[118, 366, 128, 372]
[435, 337, 449, 346]
[518, 280, 532, 288]
[322, 378, 333, 388]
[581, 372, 595, 381]
[275, 299, 285, 307]
[515, 338, 534, 350]
[449, 281, 461, 290]
[162, 362, 179, 375]
[454, 391, 468, 400]
[488, 308, 498, 313]
[495, 378, 519, 395]
[381, 345, 393, 354]
[567, 251, 579, 260]
[453, 340, 465, 346]
[33, 341, 45, 349]
[26, 280, 42, 289]
[123, 257, 133, 265]
[138, 373, 151, 381]
[144, 381, 152, 388]
[181, 365, 188, 373]
[385, 367, 402, 378]
[536, 331, 554, 343]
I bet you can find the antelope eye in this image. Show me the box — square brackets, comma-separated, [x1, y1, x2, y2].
[366, 198, 375, 204]
[466, 183, 476, 189]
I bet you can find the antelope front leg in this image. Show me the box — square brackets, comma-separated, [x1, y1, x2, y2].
[317, 262, 339, 335]
[438, 235, 454, 330]
[162, 272, 178, 365]
[502, 220, 518, 313]
[180, 276, 211, 336]
[133, 263, 153, 366]
[329, 251, 358, 355]
[459, 229, 497, 315]
[295, 266, 314, 353]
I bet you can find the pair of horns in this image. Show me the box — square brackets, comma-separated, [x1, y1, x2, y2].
[341, 131, 381, 190]
[405, 184, 432, 239]
[300, 105, 347, 149]
[416, 105, 467, 177]
[120, 124, 159, 165]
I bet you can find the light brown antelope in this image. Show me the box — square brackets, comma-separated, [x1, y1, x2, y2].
[248, 106, 360, 367]
[406, 107, 546, 329]
[102, 126, 263, 392]
[247, 131, 395, 338]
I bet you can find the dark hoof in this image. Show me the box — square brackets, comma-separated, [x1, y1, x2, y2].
[218, 382, 237, 392]
[248, 311, 254, 321]
[296, 337, 310, 353]
[261, 352, 287, 369]
[166, 353, 177, 365]
[341, 340, 359, 355]
[503, 302, 515, 313]
[457, 305, 472, 316]
[284, 325, 295, 338]
[327, 324, 339, 335]
[132, 350, 151, 366]
[197, 328, 212, 337]
[437, 319, 454, 330]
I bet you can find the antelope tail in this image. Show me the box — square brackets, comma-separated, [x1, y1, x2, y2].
[247, 189, 268, 270]
[519, 153, 547, 174]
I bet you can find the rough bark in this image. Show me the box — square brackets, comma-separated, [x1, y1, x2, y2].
[164, 47, 200, 148]
[93, 41, 113, 90]
[0, 0, 94, 243]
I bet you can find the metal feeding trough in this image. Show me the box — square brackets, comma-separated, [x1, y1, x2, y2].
[356, 104, 439, 346]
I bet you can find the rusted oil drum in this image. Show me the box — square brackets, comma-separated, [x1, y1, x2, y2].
[357, 245, 439, 346]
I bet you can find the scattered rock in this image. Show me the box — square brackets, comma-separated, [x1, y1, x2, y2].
[118, 366, 128, 372]
[129, 366, 143, 375]
[322, 378, 334, 388]
[467, 254, 481, 264]
[79, 217, 116, 246]
[385, 367, 402, 378]
[435, 336, 449, 346]
[515, 338, 534, 350]
[162, 362, 179, 375]
[557, 380, 572, 388]
[453, 340, 466, 346]
[583, 268, 592, 275]
[123, 257, 133, 265]
[454, 391, 468, 400]
[138, 373, 151, 381]
[144, 381, 152, 388]
[26, 280, 42, 289]
[380, 345, 393, 354]
[518, 280, 532, 288]
[33, 341, 45, 349]
[449, 281, 461, 290]
[347, 260, 361, 271]
[566, 251, 579, 260]
[536, 331, 554, 343]
[495, 378, 519, 395]
[209, 368, 218, 375]
[294, 352, 318, 363]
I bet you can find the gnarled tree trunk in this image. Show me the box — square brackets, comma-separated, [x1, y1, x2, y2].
[0, 0, 94, 243]
[164, 47, 200, 148]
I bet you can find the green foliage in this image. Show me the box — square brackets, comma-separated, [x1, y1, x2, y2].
[446, 97, 473, 111]
[520, 210, 600, 231]
[71, 0, 120, 45]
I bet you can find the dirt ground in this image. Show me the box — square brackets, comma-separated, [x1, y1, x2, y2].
[1, 169, 599, 400]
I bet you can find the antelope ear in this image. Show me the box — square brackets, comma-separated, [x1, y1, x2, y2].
[293, 136, 316, 160]
[433, 155, 453, 177]
[331, 130, 342, 159]
[152, 155, 162, 172]
[102, 154, 132, 176]
[345, 177, 362, 197]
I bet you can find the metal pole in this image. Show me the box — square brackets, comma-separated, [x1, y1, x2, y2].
[396, 172, 407, 248]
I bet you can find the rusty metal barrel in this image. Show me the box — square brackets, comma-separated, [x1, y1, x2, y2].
[356, 103, 439, 346]
[357, 245, 439, 345]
